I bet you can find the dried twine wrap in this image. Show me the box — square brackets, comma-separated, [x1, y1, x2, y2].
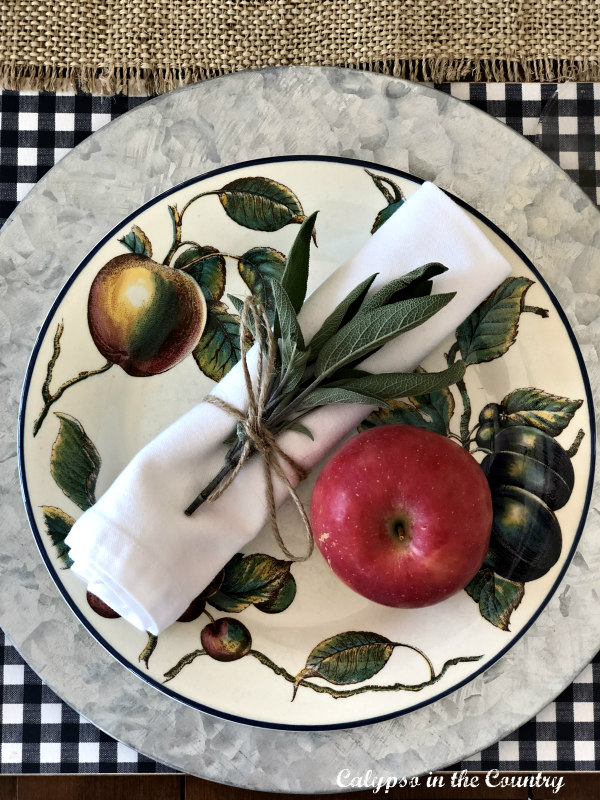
[2, 1, 600, 94]
[203, 295, 314, 563]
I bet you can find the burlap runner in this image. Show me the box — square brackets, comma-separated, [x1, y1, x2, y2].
[1, 0, 599, 94]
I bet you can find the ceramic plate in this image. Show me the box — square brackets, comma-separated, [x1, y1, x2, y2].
[19, 156, 594, 731]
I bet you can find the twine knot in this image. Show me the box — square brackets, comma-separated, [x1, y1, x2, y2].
[203, 295, 314, 562]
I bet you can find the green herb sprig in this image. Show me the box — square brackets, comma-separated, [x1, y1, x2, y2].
[184, 214, 465, 518]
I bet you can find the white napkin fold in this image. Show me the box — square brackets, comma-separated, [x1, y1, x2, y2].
[65, 182, 512, 634]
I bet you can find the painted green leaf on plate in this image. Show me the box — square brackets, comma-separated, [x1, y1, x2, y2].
[174, 245, 226, 303]
[255, 573, 297, 613]
[237, 246, 286, 315]
[297, 631, 395, 686]
[366, 170, 406, 234]
[501, 388, 583, 437]
[192, 302, 241, 381]
[119, 225, 152, 258]
[359, 379, 456, 437]
[208, 553, 293, 613]
[218, 176, 305, 231]
[42, 506, 74, 568]
[465, 568, 524, 631]
[50, 413, 100, 511]
[365, 170, 404, 205]
[371, 200, 404, 234]
[456, 277, 533, 364]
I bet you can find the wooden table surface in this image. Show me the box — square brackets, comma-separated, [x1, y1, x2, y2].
[0, 773, 598, 799]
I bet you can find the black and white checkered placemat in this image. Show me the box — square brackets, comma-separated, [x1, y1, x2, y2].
[1, 83, 600, 775]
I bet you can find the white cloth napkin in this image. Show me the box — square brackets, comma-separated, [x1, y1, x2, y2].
[65, 182, 512, 634]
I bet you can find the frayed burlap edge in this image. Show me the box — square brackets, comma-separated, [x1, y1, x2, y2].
[1, 58, 600, 95]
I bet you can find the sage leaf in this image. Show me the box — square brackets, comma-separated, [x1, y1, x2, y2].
[218, 176, 305, 231]
[315, 292, 455, 378]
[330, 360, 465, 399]
[501, 388, 583, 437]
[281, 211, 318, 314]
[456, 277, 533, 364]
[297, 387, 389, 410]
[271, 279, 305, 361]
[192, 302, 241, 381]
[42, 506, 74, 568]
[208, 553, 292, 613]
[465, 568, 524, 632]
[284, 421, 314, 440]
[174, 245, 226, 303]
[295, 631, 395, 686]
[50, 413, 101, 511]
[309, 273, 378, 358]
[238, 246, 286, 317]
[119, 225, 152, 258]
[282, 346, 311, 394]
[360, 263, 447, 314]
[325, 367, 371, 382]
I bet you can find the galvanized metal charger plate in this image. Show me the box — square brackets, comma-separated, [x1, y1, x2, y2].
[1, 67, 599, 792]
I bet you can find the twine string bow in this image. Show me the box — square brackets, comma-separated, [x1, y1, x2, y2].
[202, 295, 314, 562]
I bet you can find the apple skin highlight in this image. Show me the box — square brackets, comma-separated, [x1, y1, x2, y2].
[310, 425, 493, 608]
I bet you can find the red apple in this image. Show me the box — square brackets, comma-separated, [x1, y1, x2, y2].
[311, 425, 492, 608]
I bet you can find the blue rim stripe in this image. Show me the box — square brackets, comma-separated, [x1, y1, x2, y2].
[17, 154, 597, 733]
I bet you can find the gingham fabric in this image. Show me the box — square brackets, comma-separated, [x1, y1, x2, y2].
[1, 83, 599, 774]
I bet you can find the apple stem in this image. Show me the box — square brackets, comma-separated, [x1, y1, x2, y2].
[172, 249, 243, 271]
[33, 321, 113, 437]
[471, 446, 492, 456]
[393, 643, 435, 681]
[567, 428, 585, 458]
[457, 378, 472, 451]
[445, 340, 460, 366]
[249, 649, 483, 700]
[138, 632, 158, 670]
[162, 192, 221, 266]
[522, 304, 549, 318]
[162, 649, 207, 683]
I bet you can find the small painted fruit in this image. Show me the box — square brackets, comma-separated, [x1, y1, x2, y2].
[200, 618, 252, 662]
[176, 569, 225, 622]
[311, 425, 493, 608]
[487, 426, 575, 499]
[176, 596, 206, 623]
[483, 486, 562, 582]
[88, 254, 207, 377]
[86, 591, 120, 619]
[481, 424, 571, 581]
